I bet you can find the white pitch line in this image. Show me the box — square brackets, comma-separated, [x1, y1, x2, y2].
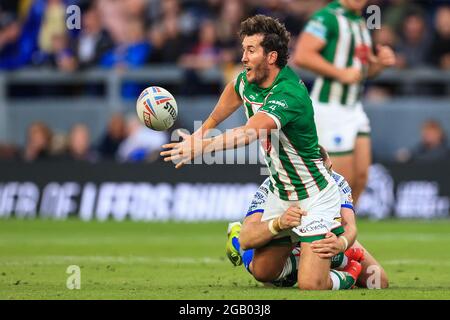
[0, 255, 224, 266]
[382, 259, 450, 266]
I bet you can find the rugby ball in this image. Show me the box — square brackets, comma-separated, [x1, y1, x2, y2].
[136, 86, 178, 131]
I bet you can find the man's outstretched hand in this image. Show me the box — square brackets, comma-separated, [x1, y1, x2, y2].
[160, 131, 203, 169]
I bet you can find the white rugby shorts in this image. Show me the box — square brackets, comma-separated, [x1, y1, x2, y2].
[312, 100, 371, 155]
[261, 181, 343, 243]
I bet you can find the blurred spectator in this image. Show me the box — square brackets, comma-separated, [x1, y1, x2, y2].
[122, 0, 147, 21]
[63, 124, 98, 162]
[250, 0, 305, 36]
[49, 132, 68, 157]
[97, 113, 126, 160]
[215, 0, 247, 82]
[101, 19, 150, 70]
[396, 10, 431, 68]
[45, 32, 77, 72]
[428, 6, 450, 70]
[179, 19, 223, 94]
[117, 116, 168, 163]
[0, 2, 20, 53]
[38, 0, 66, 54]
[398, 119, 450, 163]
[148, 14, 189, 63]
[373, 24, 399, 50]
[101, 18, 150, 98]
[74, 2, 114, 69]
[0, 0, 41, 70]
[23, 122, 52, 162]
[32, 0, 76, 71]
[383, 0, 412, 33]
[147, 24, 165, 63]
[0, 143, 19, 161]
[97, 0, 126, 44]
[179, 19, 222, 71]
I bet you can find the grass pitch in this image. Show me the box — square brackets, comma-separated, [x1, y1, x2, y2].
[0, 219, 449, 300]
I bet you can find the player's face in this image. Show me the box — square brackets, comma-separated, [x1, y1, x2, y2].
[341, 0, 368, 12]
[241, 34, 270, 85]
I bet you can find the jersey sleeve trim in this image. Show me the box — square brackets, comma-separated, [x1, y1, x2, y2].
[341, 204, 355, 212]
[257, 110, 281, 130]
[304, 19, 328, 42]
[246, 209, 264, 217]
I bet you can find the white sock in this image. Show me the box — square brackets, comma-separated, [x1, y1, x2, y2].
[337, 255, 348, 269]
[329, 270, 340, 290]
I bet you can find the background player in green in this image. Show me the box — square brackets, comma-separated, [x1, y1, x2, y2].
[294, 0, 396, 205]
[162, 15, 353, 290]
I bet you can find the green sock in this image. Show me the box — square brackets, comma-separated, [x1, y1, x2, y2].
[329, 270, 355, 290]
[331, 252, 348, 269]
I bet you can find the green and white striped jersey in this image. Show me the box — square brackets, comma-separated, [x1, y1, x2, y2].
[234, 66, 330, 201]
[304, 0, 372, 106]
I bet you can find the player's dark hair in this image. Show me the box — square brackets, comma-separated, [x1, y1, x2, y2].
[239, 15, 290, 68]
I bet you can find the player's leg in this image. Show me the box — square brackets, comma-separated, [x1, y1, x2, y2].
[251, 243, 294, 283]
[227, 211, 297, 283]
[352, 240, 389, 289]
[297, 242, 333, 290]
[352, 135, 371, 205]
[295, 181, 361, 290]
[329, 154, 355, 193]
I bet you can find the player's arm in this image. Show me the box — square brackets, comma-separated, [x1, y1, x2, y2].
[239, 206, 306, 250]
[193, 80, 243, 138]
[294, 32, 361, 85]
[339, 208, 357, 248]
[367, 44, 396, 78]
[161, 112, 277, 168]
[310, 208, 357, 259]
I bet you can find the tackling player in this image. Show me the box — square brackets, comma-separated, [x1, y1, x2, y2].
[226, 171, 362, 289]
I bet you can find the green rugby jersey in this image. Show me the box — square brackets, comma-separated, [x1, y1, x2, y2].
[304, 0, 372, 106]
[234, 66, 330, 201]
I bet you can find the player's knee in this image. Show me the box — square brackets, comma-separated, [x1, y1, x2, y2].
[251, 264, 278, 283]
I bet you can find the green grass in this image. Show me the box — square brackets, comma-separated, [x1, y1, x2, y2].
[0, 219, 450, 299]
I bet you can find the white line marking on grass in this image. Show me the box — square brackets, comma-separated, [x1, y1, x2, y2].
[0, 256, 224, 266]
[358, 234, 450, 241]
[382, 259, 450, 266]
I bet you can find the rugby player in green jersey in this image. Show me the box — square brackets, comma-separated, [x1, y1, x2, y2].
[162, 15, 355, 290]
[294, 0, 396, 205]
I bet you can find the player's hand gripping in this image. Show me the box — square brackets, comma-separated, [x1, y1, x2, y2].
[337, 67, 362, 84]
[160, 131, 203, 169]
[310, 232, 346, 258]
[373, 44, 396, 67]
[278, 206, 307, 230]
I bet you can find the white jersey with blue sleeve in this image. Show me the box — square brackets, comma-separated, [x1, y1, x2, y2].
[330, 171, 354, 212]
[246, 178, 271, 217]
[245, 171, 354, 217]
